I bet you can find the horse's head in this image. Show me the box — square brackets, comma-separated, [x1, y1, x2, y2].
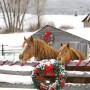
[57, 43, 71, 64]
[19, 36, 34, 63]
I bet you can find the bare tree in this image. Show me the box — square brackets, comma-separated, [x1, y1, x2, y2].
[33, 0, 47, 29]
[0, 0, 30, 33]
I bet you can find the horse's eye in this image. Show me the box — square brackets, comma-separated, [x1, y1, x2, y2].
[28, 45, 31, 47]
[65, 50, 67, 52]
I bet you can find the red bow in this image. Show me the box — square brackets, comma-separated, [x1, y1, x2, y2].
[44, 64, 54, 76]
[45, 32, 51, 43]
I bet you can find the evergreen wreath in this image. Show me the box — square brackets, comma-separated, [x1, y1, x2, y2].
[41, 32, 54, 45]
[32, 60, 66, 90]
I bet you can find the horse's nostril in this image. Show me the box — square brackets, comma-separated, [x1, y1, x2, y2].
[19, 54, 23, 59]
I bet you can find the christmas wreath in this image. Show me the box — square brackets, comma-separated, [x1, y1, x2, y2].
[41, 32, 54, 45]
[32, 60, 66, 90]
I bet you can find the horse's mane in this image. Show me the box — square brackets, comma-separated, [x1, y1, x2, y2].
[70, 47, 86, 60]
[33, 38, 58, 60]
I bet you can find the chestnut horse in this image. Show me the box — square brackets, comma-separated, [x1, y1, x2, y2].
[57, 43, 86, 64]
[19, 36, 59, 63]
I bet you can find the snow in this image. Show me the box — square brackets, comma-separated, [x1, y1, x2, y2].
[0, 31, 38, 46]
[0, 13, 86, 30]
[44, 15, 85, 29]
[0, 65, 34, 71]
[24, 14, 85, 29]
[23, 14, 86, 30]
[0, 74, 33, 84]
[66, 71, 90, 77]
[66, 28, 90, 41]
[0, 88, 36, 90]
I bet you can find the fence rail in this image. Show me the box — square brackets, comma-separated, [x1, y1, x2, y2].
[0, 44, 22, 55]
[0, 44, 21, 61]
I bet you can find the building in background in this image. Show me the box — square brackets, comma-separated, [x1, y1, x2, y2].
[33, 25, 90, 58]
[82, 13, 90, 27]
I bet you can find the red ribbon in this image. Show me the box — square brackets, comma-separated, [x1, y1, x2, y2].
[21, 62, 27, 66]
[76, 60, 82, 66]
[9, 61, 18, 66]
[85, 60, 90, 66]
[65, 60, 70, 66]
[44, 64, 54, 76]
[45, 32, 51, 43]
[0, 60, 8, 66]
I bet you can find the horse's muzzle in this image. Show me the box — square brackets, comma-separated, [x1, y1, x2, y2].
[57, 57, 61, 60]
[19, 54, 23, 60]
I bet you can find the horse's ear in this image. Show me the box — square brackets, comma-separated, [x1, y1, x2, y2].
[67, 43, 70, 48]
[61, 43, 64, 47]
[24, 36, 26, 41]
[30, 36, 33, 42]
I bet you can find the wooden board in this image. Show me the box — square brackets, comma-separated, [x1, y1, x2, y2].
[66, 77, 90, 83]
[65, 66, 90, 71]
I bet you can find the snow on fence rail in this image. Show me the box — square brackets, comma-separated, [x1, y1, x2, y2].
[0, 59, 90, 85]
[65, 60, 90, 83]
[0, 44, 22, 60]
[0, 44, 22, 55]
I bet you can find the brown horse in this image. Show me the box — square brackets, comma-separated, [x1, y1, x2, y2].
[57, 43, 86, 64]
[19, 36, 59, 63]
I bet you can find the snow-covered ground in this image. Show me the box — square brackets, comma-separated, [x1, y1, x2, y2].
[0, 32, 37, 46]
[0, 88, 36, 90]
[0, 13, 86, 30]
[23, 14, 86, 30]
[0, 74, 33, 85]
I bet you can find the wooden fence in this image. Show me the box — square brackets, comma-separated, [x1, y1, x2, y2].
[65, 60, 90, 83]
[0, 60, 90, 82]
[0, 45, 90, 89]
[0, 44, 21, 54]
[0, 44, 21, 60]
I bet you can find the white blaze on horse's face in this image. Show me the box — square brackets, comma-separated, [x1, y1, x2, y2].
[19, 43, 28, 62]
[19, 37, 34, 62]
[21, 43, 28, 55]
[19, 36, 34, 62]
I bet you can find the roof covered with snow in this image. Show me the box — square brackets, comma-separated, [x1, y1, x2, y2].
[82, 13, 90, 22]
[66, 28, 90, 42]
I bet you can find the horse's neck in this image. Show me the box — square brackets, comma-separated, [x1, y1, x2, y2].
[70, 48, 80, 60]
[34, 39, 58, 60]
[69, 48, 73, 60]
[34, 40, 40, 58]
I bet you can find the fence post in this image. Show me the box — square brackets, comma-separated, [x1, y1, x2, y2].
[2, 44, 4, 56]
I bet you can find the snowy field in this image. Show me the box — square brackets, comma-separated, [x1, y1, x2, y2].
[0, 13, 86, 30]
[0, 88, 36, 90]
[21, 14, 86, 30]
[0, 88, 37, 90]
